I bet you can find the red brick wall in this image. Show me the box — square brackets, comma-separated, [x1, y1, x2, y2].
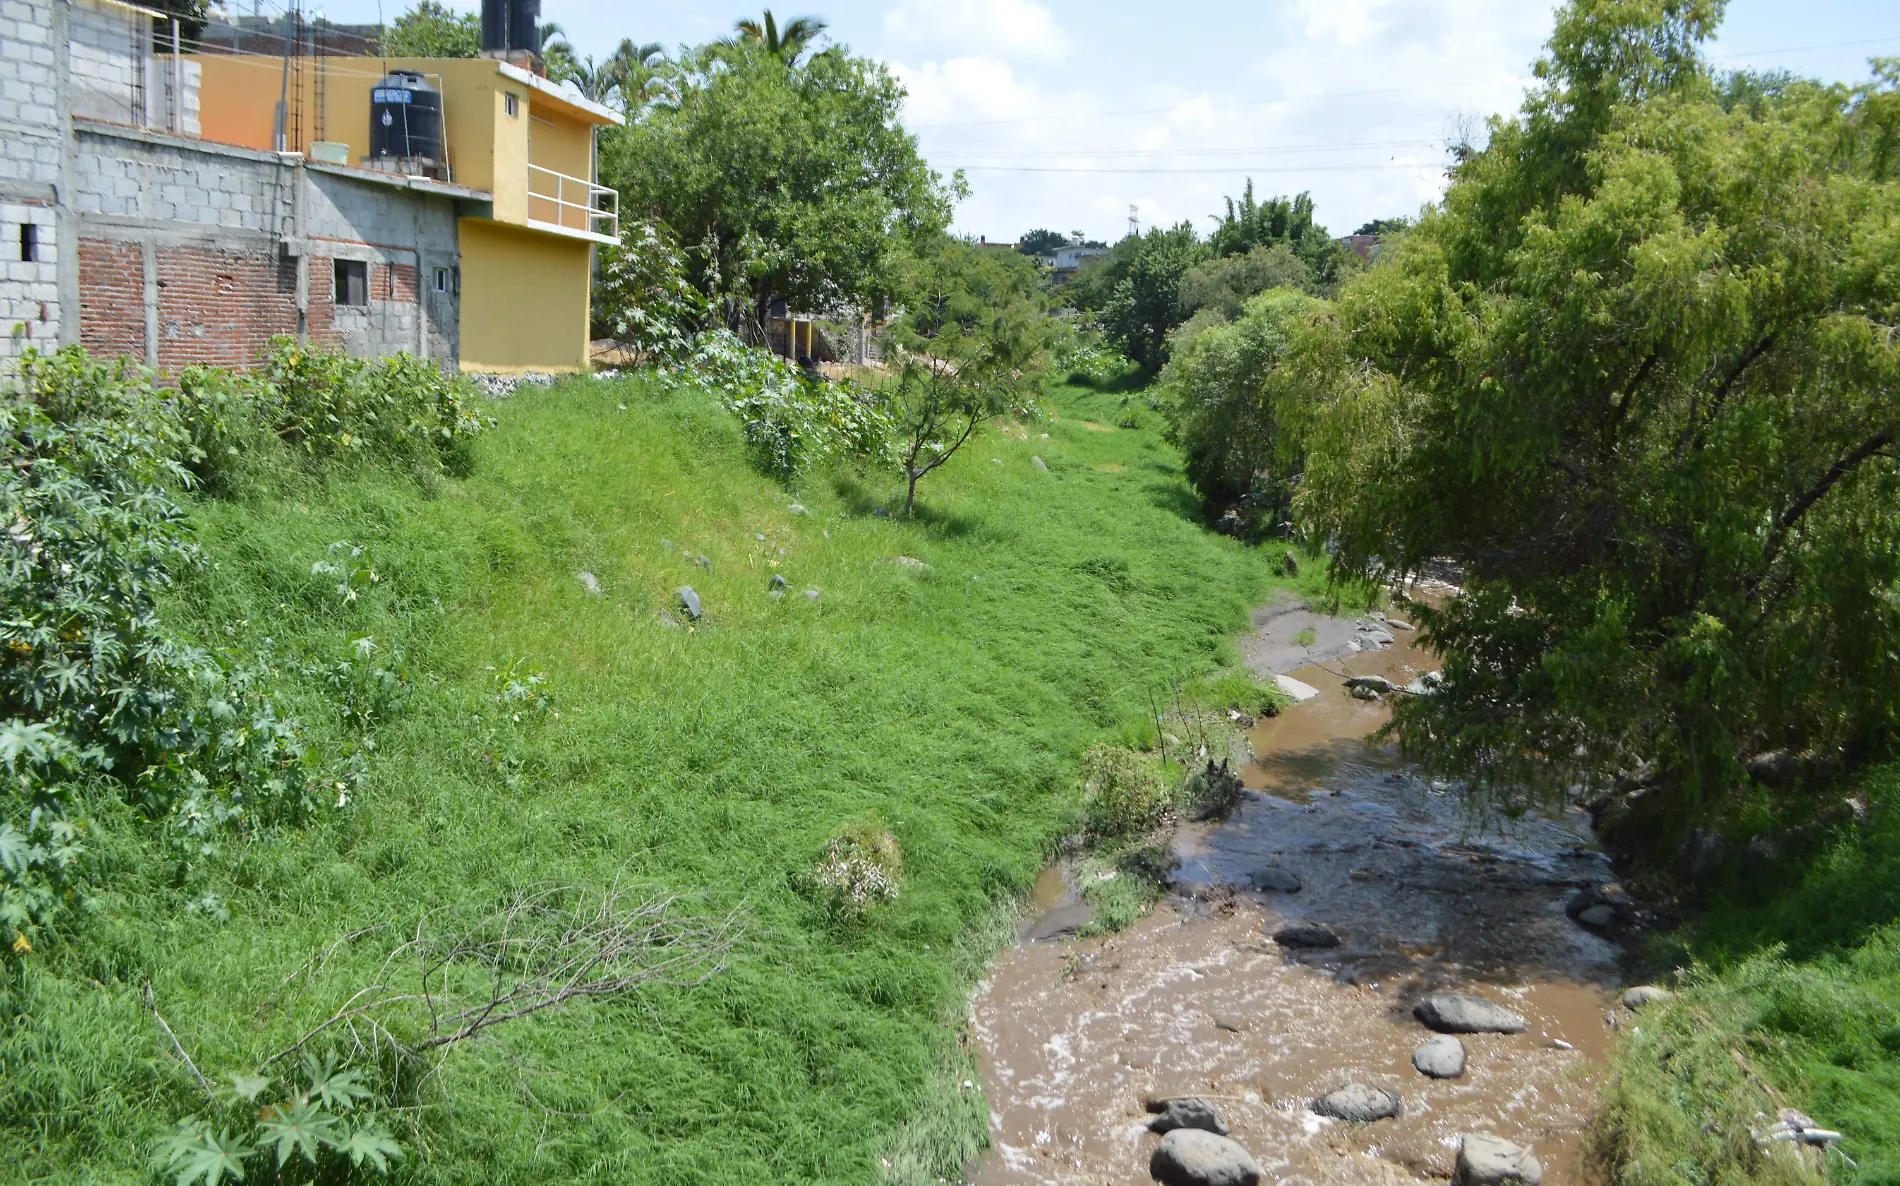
[152, 245, 301, 370]
[78, 239, 145, 361]
[372, 262, 419, 305]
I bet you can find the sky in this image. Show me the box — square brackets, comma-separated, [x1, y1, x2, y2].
[287, 0, 1900, 243]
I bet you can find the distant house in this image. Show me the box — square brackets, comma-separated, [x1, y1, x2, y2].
[1044, 236, 1109, 285]
[1338, 234, 1384, 262]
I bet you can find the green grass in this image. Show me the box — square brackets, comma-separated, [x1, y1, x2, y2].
[1596, 770, 1900, 1186]
[2, 372, 1296, 1184]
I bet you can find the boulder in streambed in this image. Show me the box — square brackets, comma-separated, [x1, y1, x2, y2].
[1146, 1096, 1230, 1136]
[1454, 1134, 1544, 1186]
[1272, 922, 1340, 949]
[1350, 684, 1382, 701]
[1275, 675, 1320, 703]
[1413, 992, 1526, 1034]
[1345, 675, 1399, 694]
[1247, 866, 1302, 893]
[1565, 883, 1634, 929]
[1621, 985, 1675, 1010]
[1413, 1035, 1467, 1079]
[1149, 1128, 1263, 1186]
[1313, 1083, 1402, 1122]
[675, 586, 703, 620]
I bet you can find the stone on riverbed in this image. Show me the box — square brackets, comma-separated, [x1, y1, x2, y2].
[1313, 1082, 1402, 1122]
[1146, 1096, 1230, 1136]
[1149, 1128, 1263, 1186]
[1454, 1134, 1543, 1186]
[1621, 985, 1675, 1010]
[1413, 1035, 1467, 1079]
[1247, 866, 1302, 893]
[1274, 674, 1320, 702]
[1414, 992, 1526, 1034]
[1345, 675, 1399, 694]
[1272, 922, 1340, 949]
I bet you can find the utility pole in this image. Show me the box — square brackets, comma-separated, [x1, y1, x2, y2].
[1127, 204, 1139, 238]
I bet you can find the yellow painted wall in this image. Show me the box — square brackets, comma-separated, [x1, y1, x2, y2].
[457, 218, 591, 373]
[488, 83, 530, 223]
[526, 101, 595, 232]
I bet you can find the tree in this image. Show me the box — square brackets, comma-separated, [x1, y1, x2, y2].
[887, 236, 1051, 515]
[1209, 181, 1355, 289]
[1351, 217, 1411, 236]
[1016, 228, 1068, 257]
[604, 40, 669, 113]
[601, 42, 954, 334]
[381, 0, 479, 58]
[1067, 222, 1207, 371]
[1176, 242, 1315, 323]
[1284, 0, 1900, 849]
[728, 10, 828, 64]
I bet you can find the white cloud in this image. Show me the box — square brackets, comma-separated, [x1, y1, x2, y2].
[883, 0, 1071, 64]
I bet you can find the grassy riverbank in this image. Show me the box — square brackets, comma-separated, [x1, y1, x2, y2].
[1595, 771, 1900, 1186]
[3, 370, 1311, 1184]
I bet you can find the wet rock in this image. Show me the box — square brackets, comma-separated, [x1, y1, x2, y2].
[1454, 1134, 1543, 1186]
[1413, 992, 1526, 1034]
[675, 586, 703, 620]
[1676, 829, 1728, 885]
[769, 573, 789, 591]
[1413, 1035, 1467, 1079]
[1272, 923, 1340, 949]
[1149, 1128, 1262, 1186]
[1031, 455, 1048, 471]
[576, 570, 601, 594]
[1280, 551, 1299, 578]
[1746, 750, 1801, 788]
[1405, 671, 1444, 696]
[1350, 684, 1383, 701]
[1146, 1096, 1231, 1136]
[1359, 628, 1396, 646]
[1345, 675, 1399, 694]
[1313, 1083, 1401, 1122]
[1247, 866, 1302, 893]
[1565, 883, 1634, 928]
[1621, 986, 1675, 1010]
[1275, 675, 1320, 703]
[1577, 905, 1618, 927]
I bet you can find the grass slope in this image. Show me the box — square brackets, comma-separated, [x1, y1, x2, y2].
[1596, 771, 1900, 1186]
[4, 373, 1307, 1184]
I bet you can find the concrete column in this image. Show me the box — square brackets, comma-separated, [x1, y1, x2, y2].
[54, 0, 78, 348]
[292, 161, 308, 342]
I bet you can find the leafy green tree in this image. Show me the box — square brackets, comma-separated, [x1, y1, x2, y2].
[1016, 228, 1068, 257]
[602, 41, 954, 332]
[381, 0, 479, 57]
[1209, 181, 1354, 289]
[887, 236, 1051, 515]
[1285, 0, 1900, 845]
[728, 9, 828, 64]
[1351, 217, 1411, 236]
[1176, 242, 1315, 323]
[1158, 288, 1318, 527]
[1068, 222, 1207, 371]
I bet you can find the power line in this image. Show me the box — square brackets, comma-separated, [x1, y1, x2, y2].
[953, 162, 1442, 175]
[1709, 33, 1900, 61]
[907, 77, 1531, 130]
[919, 138, 1443, 160]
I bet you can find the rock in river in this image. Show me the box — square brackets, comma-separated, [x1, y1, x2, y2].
[1272, 923, 1340, 949]
[1247, 866, 1302, 893]
[1621, 985, 1675, 1010]
[1454, 1134, 1543, 1186]
[1146, 1096, 1230, 1136]
[1313, 1083, 1402, 1122]
[1149, 1128, 1262, 1186]
[1413, 1035, 1467, 1079]
[1414, 992, 1526, 1034]
[1275, 674, 1320, 702]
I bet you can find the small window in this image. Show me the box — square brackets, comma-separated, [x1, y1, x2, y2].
[333, 259, 368, 307]
[20, 223, 38, 263]
[504, 93, 519, 118]
[432, 266, 450, 294]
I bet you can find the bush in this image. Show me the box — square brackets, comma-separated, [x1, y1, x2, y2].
[807, 820, 902, 925]
[592, 219, 708, 355]
[1081, 743, 1170, 837]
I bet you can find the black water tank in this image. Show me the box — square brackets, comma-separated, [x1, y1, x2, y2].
[369, 70, 443, 163]
[480, 0, 539, 54]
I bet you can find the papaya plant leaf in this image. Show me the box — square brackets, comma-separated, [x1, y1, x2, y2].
[301, 1051, 371, 1111]
[256, 1095, 338, 1168]
[335, 1126, 404, 1173]
[157, 1119, 252, 1186]
[224, 1072, 272, 1104]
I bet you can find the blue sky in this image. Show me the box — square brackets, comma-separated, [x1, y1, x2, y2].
[288, 0, 1900, 241]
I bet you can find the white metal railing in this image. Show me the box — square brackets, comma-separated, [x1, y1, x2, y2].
[526, 163, 619, 243]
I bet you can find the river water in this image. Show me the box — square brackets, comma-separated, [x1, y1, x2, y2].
[971, 616, 1626, 1185]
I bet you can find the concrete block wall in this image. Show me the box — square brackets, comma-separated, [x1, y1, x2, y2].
[0, 0, 65, 366]
[1, 203, 60, 357]
[67, 0, 143, 127]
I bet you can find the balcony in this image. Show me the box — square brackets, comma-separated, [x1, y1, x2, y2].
[527, 164, 619, 245]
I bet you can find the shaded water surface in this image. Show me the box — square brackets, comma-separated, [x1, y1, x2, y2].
[972, 626, 1624, 1185]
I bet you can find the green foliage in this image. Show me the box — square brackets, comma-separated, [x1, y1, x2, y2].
[158, 1054, 399, 1185]
[591, 219, 709, 354]
[380, 0, 478, 58]
[1175, 242, 1316, 323]
[1208, 182, 1354, 288]
[1352, 217, 1412, 236]
[1067, 221, 1207, 371]
[1283, 0, 1900, 830]
[805, 818, 902, 925]
[726, 9, 829, 64]
[1158, 288, 1319, 526]
[1177, 670, 1287, 719]
[1080, 744, 1170, 837]
[1016, 228, 1068, 257]
[602, 40, 954, 327]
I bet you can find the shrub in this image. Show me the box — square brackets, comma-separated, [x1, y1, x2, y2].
[158, 1053, 402, 1186]
[1081, 743, 1170, 837]
[592, 219, 709, 356]
[807, 820, 901, 924]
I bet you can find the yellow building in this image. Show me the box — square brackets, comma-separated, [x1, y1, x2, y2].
[190, 53, 621, 374]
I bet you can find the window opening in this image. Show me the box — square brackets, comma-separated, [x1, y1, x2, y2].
[333, 259, 368, 307]
[21, 223, 38, 263]
[433, 267, 450, 294]
[505, 93, 519, 118]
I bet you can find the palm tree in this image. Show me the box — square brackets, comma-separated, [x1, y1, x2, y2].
[728, 9, 827, 63]
[603, 40, 668, 112]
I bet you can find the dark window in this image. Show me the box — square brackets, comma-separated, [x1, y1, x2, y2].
[20, 223, 38, 263]
[333, 258, 368, 307]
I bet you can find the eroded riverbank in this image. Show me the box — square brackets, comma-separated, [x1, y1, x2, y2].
[972, 606, 1630, 1185]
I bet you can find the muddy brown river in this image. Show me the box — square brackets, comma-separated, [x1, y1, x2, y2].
[971, 613, 1626, 1185]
